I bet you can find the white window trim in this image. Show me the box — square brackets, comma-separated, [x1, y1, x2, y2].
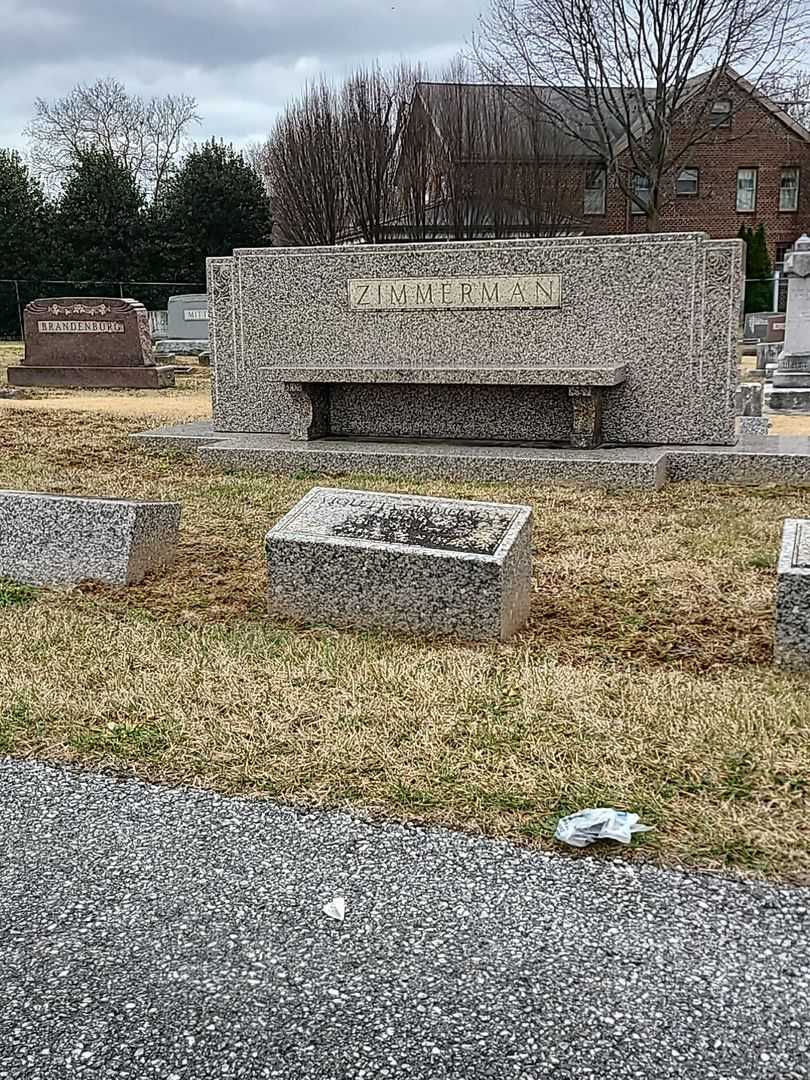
[583, 166, 606, 216]
[736, 167, 758, 212]
[676, 167, 699, 196]
[630, 174, 650, 215]
[779, 167, 800, 212]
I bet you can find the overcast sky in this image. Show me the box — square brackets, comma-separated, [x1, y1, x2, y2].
[0, 0, 485, 155]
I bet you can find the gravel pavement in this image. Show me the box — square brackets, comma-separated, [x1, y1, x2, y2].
[1, 759, 808, 1080]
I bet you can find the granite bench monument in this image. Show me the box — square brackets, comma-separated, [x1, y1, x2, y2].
[0, 492, 180, 586]
[266, 487, 532, 640]
[7, 298, 176, 389]
[133, 232, 810, 488]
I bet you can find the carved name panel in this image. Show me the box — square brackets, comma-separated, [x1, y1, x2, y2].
[348, 275, 561, 311]
[276, 488, 521, 556]
[37, 320, 125, 334]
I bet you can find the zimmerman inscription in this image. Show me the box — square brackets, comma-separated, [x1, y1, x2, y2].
[36, 320, 125, 334]
[348, 275, 561, 311]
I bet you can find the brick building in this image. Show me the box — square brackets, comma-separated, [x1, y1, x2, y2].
[408, 70, 810, 266]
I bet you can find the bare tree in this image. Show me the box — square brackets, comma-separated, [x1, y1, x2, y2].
[25, 77, 199, 199]
[263, 80, 347, 245]
[476, 0, 803, 230]
[770, 70, 810, 126]
[340, 66, 413, 243]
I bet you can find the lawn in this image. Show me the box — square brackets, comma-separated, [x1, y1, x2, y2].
[1, 387, 809, 883]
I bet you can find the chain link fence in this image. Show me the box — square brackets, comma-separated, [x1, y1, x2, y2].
[0, 279, 207, 340]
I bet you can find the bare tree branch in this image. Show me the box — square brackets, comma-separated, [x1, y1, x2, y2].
[475, 0, 804, 228]
[25, 78, 199, 200]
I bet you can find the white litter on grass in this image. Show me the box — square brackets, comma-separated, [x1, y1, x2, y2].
[554, 808, 654, 848]
[323, 896, 346, 922]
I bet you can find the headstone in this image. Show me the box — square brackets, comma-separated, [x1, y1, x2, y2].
[208, 233, 742, 449]
[266, 487, 532, 641]
[167, 294, 209, 340]
[744, 311, 783, 342]
[0, 492, 181, 586]
[735, 382, 763, 417]
[754, 340, 781, 374]
[767, 237, 810, 410]
[152, 294, 210, 357]
[774, 518, 810, 669]
[7, 298, 175, 389]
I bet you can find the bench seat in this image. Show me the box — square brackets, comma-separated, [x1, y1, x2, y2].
[278, 364, 628, 449]
[271, 364, 627, 387]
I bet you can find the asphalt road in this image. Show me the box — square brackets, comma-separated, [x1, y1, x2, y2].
[1, 760, 808, 1080]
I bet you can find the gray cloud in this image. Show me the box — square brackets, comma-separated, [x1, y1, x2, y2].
[0, 0, 484, 150]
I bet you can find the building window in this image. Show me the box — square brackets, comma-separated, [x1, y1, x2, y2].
[584, 165, 606, 215]
[780, 167, 800, 211]
[776, 241, 794, 270]
[630, 174, 651, 214]
[736, 167, 757, 212]
[676, 167, 699, 195]
[710, 99, 732, 128]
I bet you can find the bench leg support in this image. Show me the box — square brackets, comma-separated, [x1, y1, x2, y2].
[286, 382, 330, 441]
[568, 386, 604, 449]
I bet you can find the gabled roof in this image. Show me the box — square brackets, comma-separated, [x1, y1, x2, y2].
[415, 67, 810, 165]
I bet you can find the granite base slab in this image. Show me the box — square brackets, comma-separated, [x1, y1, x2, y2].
[132, 423, 810, 489]
[766, 387, 810, 412]
[8, 366, 176, 389]
[154, 339, 209, 357]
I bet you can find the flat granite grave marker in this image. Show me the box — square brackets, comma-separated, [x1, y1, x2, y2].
[0, 492, 181, 586]
[266, 487, 532, 640]
[8, 298, 175, 389]
[774, 518, 810, 670]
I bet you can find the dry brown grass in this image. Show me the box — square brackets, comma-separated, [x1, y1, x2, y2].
[1, 406, 809, 882]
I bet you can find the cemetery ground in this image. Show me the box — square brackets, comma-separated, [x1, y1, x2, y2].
[2, 342, 810, 886]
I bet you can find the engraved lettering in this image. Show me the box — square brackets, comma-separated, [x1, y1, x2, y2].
[347, 275, 561, 311]
[535, 279, 555, 304]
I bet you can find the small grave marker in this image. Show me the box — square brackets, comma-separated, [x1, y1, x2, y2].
[266, 487, 532, 641]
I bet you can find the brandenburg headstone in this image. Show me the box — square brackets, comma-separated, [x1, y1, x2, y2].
[8, 298, 175, 389]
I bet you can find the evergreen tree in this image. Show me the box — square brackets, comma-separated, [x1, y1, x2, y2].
[0, 150, 50, 337]
[740, 223, 773, 314]
[152, 140, 272, 282]
[55, 148, 145, 284]
[0, 149, 47, 276]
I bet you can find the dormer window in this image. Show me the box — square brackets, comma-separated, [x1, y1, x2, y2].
[710, 99, 732, 128]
